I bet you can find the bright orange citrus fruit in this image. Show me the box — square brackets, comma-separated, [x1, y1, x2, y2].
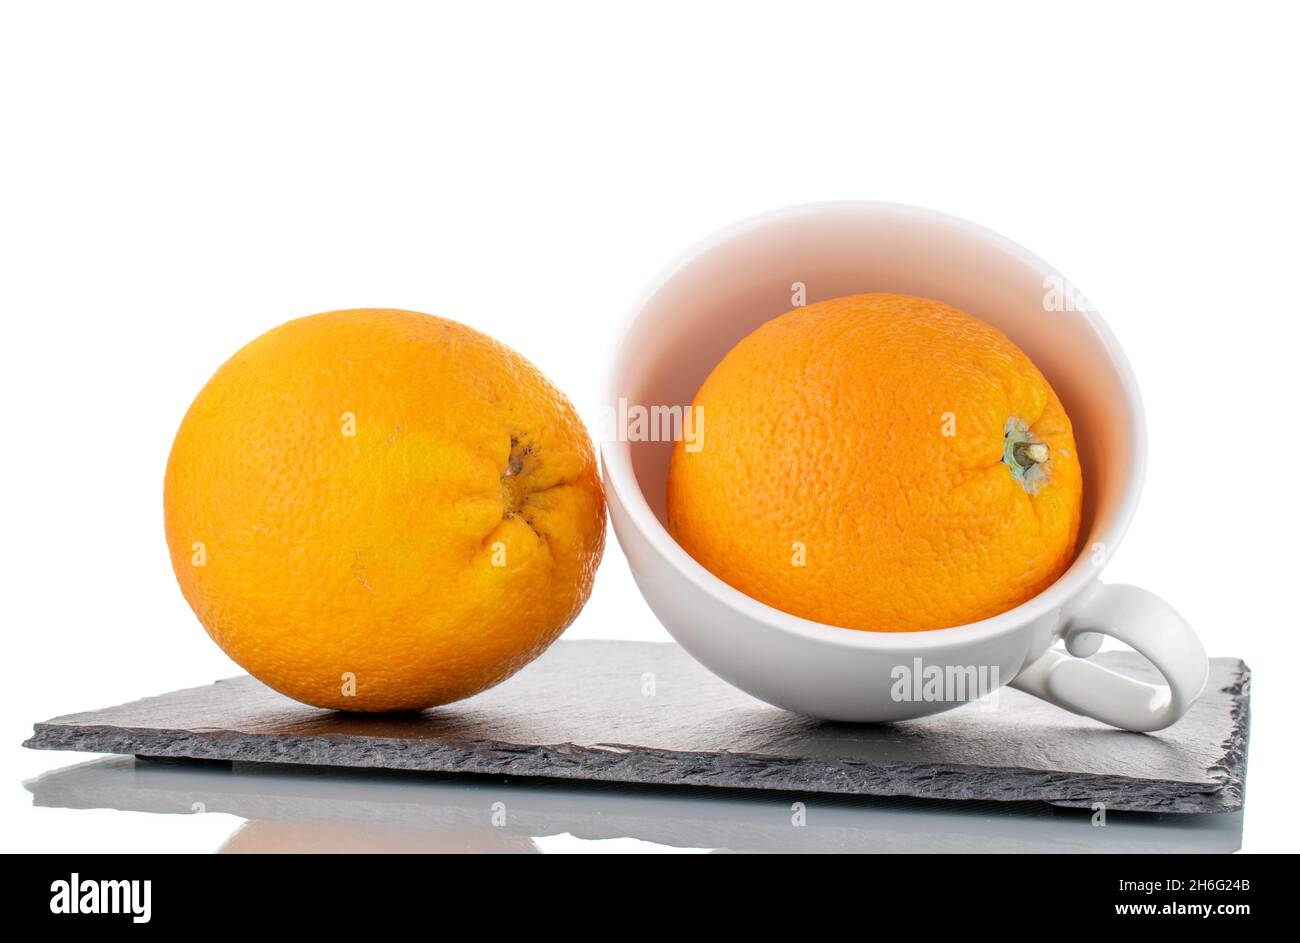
[165, 309, 605, 710]
[667, 293, 1082, 632]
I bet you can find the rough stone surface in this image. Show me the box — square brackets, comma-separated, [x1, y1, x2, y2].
[24, 641, 1250, 813]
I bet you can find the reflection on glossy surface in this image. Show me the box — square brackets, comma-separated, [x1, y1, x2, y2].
[220, 821, 542, 854]
[26, 756, 1242, 854]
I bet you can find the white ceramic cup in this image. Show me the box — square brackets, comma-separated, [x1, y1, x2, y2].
[602, 201, 1208, 731]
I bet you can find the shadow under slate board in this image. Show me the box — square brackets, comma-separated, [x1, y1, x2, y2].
[24, 640, 1249, 814]
[25, 757, 1244, 853]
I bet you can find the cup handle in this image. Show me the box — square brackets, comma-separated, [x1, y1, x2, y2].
[1009, 582, 1209, 731]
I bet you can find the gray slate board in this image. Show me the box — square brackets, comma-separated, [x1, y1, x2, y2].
[24, 640, 1249, 813]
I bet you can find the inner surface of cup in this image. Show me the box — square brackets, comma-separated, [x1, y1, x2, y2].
[609, 202, 1142, 628]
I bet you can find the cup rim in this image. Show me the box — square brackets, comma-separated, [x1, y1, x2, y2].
[602, 200, 1147, 652]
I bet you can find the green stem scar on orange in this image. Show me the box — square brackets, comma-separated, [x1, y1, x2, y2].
[1002, 418, 1050, 493]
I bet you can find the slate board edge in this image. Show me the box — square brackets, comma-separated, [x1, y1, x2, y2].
[1206, 659, 1251, 811]
[24, 717, 1238, 815]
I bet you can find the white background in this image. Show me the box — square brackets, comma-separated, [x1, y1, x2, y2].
[2, 1, 1296, 853]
